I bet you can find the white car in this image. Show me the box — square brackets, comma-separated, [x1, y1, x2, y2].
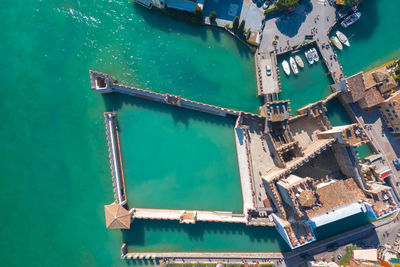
[262, 3, 269, 10]
[266, 65, 271, 76]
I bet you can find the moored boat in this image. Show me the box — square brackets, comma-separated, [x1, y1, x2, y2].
[295, 55, 304, 68]
[331, 36, 343, 50]
[341, 12, 361, 28]
[282, 60, 291, 75]
[305, 50, 314, 65]
[311, 48, 319, 62]
[290, 57, 299, 75]
[336, 31, 350, 47]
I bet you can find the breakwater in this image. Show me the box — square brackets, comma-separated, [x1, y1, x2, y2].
[90, 70, 261, 118]
[104, 112, 127, 205]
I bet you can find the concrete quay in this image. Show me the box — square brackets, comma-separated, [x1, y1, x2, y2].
[257, 0, 346, 101]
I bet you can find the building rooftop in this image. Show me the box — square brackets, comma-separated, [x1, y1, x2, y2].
[346, 72, 366, 102]
[358, 87, 384, 110]
[308, 178, 365, 217]
[352, 249, 378, 262]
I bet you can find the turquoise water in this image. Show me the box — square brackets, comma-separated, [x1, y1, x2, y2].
[1, 0, 400, 265]
[112, 94, 242, 212]
[278, 49, 333, 113]
[337, 0, 400, 75]
[124, 220, 289, 252]
[354, 143, 374, 163]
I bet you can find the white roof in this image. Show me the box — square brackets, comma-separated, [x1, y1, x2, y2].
[309, 202, 363, 227]
[352, 249, 377, 262]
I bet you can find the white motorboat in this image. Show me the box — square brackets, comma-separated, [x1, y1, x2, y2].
[331, 36, 343, 50]
[311, 48, 319, 62]
[295, 55, 304, 68]
[341, 12, 361, 28]
[282, 60, 291, 75]
[290, 57, 299, 75]
[336, 31, 350, 47]
[305, 50, 314, 65]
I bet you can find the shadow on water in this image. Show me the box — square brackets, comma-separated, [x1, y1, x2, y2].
[324, 98, 353, 126]
[346, 0, 378, 41]
[275, 0, 313, 38]
[122, 219, 290, 251]
[101, 93, 237, 128]
[132, 4, 208, 41]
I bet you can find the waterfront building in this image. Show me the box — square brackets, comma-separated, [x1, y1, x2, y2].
[378, 90, 400, 134]
[351, 249, 379, 266]
[92, 71, 399, 252]
[104, 202, 131, 229]
[342, 72, 366, 104]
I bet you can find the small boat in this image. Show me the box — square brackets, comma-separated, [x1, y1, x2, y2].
[341, 12, 361, 28]
[305, 50, 314, 65]
[295, 55, 304, 68]
[290, 57, 299, 75]
[311, 48, 319, 62]
[336, 31, 350, 47]
[331, 36, 343, 50]
[282, 60, 291, 75]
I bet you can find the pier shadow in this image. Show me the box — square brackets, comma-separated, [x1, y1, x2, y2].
[122, 219, 290, 251]
[132, 4, 208, 42]
[274, 0, 313, 38]
[101, 93, 237, 128]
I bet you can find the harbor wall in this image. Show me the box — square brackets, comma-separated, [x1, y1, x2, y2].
[90, 70, 261, 118]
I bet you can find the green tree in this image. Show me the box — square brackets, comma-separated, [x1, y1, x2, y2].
[232, 16, 239, 32]
[193, 6, 203, 22]
[276, 0, 300, 10]
[209, 11, 217, 22]
[238, 20, 245, 34]
[274, 35, 279, 40]
[344, 0, 358, 7]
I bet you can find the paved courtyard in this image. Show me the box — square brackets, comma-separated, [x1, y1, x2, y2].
[204, 0, 263, 31]
[260, 0, 337, 53]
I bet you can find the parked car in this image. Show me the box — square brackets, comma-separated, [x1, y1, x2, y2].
[393, 159, 400, 170]
[262, 3, 269, 10]
[266, 65, 271, 76]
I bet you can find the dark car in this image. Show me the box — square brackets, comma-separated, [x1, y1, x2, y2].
[393, 159, 400, 170]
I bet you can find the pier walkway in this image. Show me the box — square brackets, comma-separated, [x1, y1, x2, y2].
[122, 251, 283, 262]
[90, 70, 261, 118]
[130, 208, 247, 224]
[104, 112, 127, 205]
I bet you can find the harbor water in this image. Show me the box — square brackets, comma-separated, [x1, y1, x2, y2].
[1, 0, 400, 265]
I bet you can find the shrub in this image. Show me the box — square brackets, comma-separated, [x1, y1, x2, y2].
[209, 11, 216, 22]
[264, 7, 279, 15]
[276, 0, 300, 10]
[238, 20, 245, 35]
[232, 16, 239, 32]
[193, 6, 203, 22]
